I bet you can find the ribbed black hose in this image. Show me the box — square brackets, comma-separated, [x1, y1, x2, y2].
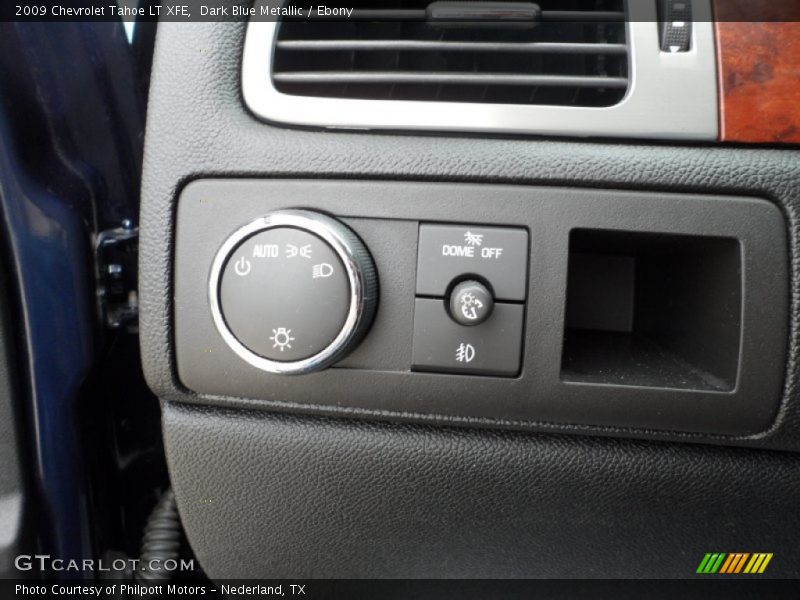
[136, 489, 182, 581]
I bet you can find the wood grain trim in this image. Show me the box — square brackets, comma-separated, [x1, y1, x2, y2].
[714, 3, 800, 144]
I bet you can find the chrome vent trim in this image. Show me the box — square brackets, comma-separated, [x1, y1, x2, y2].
[243, 0, 718, 140]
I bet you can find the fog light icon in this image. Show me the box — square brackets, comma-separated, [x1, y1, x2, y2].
[456, 343, 475, 363]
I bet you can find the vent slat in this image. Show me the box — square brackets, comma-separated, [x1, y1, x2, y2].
[310, 9, 626, 21]
[277, 40, 628, 55]
[273, 72, 629, 88]
[540, 10, 625, 21]
[345, 9, 426, 19]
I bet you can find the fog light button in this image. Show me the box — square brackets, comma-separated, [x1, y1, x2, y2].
[412, 299, 523, 377]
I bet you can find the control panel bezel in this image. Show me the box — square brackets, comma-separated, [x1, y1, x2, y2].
[174, 180, 788, 436]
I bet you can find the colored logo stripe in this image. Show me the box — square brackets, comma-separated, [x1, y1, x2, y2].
[697, 553, 726, 574]
[697, 552, 773, 574]
[744, 553, 773, 574]
[719, 553, 749, 573]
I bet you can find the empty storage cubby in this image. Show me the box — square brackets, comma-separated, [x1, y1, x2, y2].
[561, 229, 741, 391]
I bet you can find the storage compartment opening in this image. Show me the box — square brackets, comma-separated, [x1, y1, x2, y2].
[561, 229, 741, 391]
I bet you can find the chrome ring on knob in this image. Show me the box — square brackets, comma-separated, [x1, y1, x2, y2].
[208, 210, 373, 375]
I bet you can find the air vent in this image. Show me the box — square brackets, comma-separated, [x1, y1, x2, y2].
[272, 1, 630, 107]
[243, 0, 719, 139]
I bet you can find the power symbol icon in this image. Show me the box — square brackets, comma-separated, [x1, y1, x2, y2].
[234, 256, 251, 277]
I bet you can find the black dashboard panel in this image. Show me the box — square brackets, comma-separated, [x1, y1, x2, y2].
[141, 22, 800, 580]
[163, 403, 800, 578]
[174, 180, 787, 436]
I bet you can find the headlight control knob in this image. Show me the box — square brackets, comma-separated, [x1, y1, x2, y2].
[209, 210, 378, 374]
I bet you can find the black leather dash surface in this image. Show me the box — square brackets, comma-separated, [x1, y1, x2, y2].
[164, 403, 800, 578]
